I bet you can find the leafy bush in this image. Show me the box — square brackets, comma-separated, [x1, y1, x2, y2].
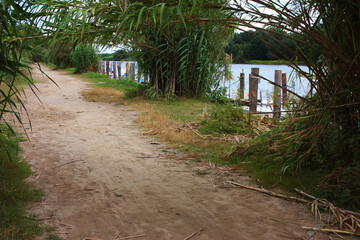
[207, 87, 228, 103]
[199, 103, 247, 134]
[44, 40, 73, 68]
[71, 44, 99, 73]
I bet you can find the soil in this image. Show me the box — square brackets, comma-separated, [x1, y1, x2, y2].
[15, 65, 333, 239]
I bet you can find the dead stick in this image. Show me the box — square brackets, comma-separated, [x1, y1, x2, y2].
[295, 188, 360, 218]
[33, 217, 53, 221]
[184, 228, 205, 240]
[186, 123, 205, 139]
[52, 160, 82, 169]
[302, 227, 360, 236]
[226, 181, 309, 204]
[119, 234, 146, 240]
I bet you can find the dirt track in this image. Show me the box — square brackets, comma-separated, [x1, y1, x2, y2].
[17, 65, 331, 239]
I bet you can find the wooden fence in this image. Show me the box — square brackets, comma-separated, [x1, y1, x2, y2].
[100, 62, 288, 118]
[99, 61, 146, 82]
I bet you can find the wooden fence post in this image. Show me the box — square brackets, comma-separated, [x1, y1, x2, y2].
[137, 65, 142, 83]
[273, 70, 282, 119]
[126, 62, 129, 79]
[113, 61, 117, 79]
[117, 62, 121, 79]
[106, 61, 110, 77]
[282, 73, 287, 104]
[239, 72, 245, 99]
[249, 68, 259, 113]
[130, 63, 136, 80]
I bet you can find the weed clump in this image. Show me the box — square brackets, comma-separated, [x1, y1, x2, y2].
[0, 125, 44, 239]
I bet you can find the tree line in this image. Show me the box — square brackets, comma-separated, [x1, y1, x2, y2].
[225, 30, 313, 63]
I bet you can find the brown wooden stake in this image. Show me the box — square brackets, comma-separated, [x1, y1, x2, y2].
[117, 62, 121, 79]
[106, 61, 110, 77]
[130, 63, 136, 80]
[239, 72, 245, 99]
[137, 65, 142, 83]
[113, 61, 117, 79]
[126, 62, 129, 79]
[282, 73, 287, 104]
[273, 70, 282, 119]
[249, 68, 259, 113]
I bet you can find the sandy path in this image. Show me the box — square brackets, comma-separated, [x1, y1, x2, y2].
[16, 65, 330, 239]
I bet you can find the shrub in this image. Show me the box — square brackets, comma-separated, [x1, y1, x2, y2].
[199, 102, 247, 134]
[71, 44, 99, 73]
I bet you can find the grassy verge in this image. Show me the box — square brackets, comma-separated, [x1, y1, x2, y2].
[0, 125, 59, 240]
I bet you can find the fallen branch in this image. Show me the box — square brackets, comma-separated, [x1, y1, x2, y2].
[294, 188, 360, 219]
[226, 181, 360, 233]
[52, 160, 83, 169]
[226, 181, 309, 204]
[137, 155, 160, 159]
[184, 228, 205, 240]
[119, 234, 146, 240]
[186, 123, 205, 139]
[33, 217, 53, 221]
[302, 227, 360, 237]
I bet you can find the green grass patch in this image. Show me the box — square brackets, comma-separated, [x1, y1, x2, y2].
[45, 63, 76, 73]
[155, 98, 210, 123]
[81, 72, 141, 93]
[0, 125, 58, 239]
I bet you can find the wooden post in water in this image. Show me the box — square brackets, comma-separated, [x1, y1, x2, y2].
[249, 68, 259, 113]
[138, 65, 142, 83]
[126, 62, 129, 79]
[106, 61, 110, 77]
[239, 72, 245, 99]
[117, 62, 121, 79]
[113, 61, 117, 79]
[273, 70, 282, 119]
[130, 63, 136, 80]
[282, 73, 287, 104]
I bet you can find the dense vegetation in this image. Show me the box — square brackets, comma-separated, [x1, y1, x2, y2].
[71, 44, 99, 73]
[229, 0, 360, 210]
